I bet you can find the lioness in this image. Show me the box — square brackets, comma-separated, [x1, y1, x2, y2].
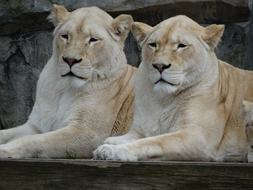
[0, 5, 135, 158]
[94, 15, 253, 162]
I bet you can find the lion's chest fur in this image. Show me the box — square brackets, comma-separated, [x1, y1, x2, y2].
[28, 60, 97, 132]
[44, 90, 84, 131]
[29, 60, 135, 135]
[136, 96, 205, 137]
[135, 94, 183, 137]
[31, 80, 88, 133]
[134, 68, 189, 137]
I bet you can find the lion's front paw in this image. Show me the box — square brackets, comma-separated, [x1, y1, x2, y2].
[93, 144, 115, 160]
[93, 144, 138, 161]
[0, 146, 14, 158]
[0, 144, 26, 159]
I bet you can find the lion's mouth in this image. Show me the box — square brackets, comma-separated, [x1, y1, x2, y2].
[155, 78, 177, 86]
[61, 71, 87, 80]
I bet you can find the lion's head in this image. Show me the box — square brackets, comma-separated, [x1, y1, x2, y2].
[48, 5, 133, 88]
[132, 15, 224, 95]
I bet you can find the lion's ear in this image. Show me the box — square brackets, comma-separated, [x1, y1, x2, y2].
[131, 22, 153, 47]
[203, 24, 225, 50]
[48, 4, 70, 26]
[111, 14, 133, 44]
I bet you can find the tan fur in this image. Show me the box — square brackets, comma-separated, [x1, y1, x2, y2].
[111, 67, 136, 136]
[94, 15, 253, 162]
[0, 5, 135, 158]
[243, 101, 253, 162]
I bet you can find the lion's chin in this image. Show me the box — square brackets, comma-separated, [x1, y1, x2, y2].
[153, 81, 178, 95]
[70, 77, 88, 88]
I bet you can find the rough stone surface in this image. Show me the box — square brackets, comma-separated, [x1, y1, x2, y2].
[0, 0, 251, 35]
[216, 23, 249, 69]
[0, 32, 52, 129]
[246, 0, 253, 69]
[0, 0, 252, 129]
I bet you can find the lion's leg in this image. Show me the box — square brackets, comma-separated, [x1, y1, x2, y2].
[249, 148, 253, 162]
[0, 123, 39, 144]
[246, 123, 253, 162]
[241, 70, 253, 102]
[94, 128, 213, 161]
[247, 132, 253, 162]
[244, 101, 253, 162]
[0, 124, 109, 158]
[104, 129, 142, 145]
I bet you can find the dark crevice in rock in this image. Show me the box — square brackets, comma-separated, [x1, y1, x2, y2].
[17, 47, 31, 66]
[5, 58, 10, 80]
[0, 12, 53, 36]
[4, 46, 31, 79]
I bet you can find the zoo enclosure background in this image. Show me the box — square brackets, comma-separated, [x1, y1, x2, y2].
[0, 0, 252, 129]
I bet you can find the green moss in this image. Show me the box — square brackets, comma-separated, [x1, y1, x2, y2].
[65, 150, 78, 159]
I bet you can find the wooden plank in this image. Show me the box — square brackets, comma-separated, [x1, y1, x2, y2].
[0, 159, 253, 190]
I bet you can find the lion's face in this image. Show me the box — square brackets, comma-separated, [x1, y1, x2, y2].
[132, 16, 224, 95]
[48, 5, 133, 88]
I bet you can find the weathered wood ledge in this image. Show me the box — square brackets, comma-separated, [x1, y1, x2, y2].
[0, 159, 253, 190]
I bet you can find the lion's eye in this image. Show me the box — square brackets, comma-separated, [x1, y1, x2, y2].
[61, 34, 69, 40]
[177, 43, 187, 49]
[148, 42, 157, 49]
[89, 37, 99, 44]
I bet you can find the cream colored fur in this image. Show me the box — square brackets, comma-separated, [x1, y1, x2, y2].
[94, 15, 253, 162]
[243, 101, 253, 162]
[0, 5, 135, 158]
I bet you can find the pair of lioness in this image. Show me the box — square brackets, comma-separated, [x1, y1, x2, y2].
[0, 5, 253, 162]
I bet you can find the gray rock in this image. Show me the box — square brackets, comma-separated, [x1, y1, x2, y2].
[0, 0, 252, 129]
[0, 0, 250, 35]
[249, 0, 253, 11]
[0, 37, 17, 62]
[216, 23, 249, 69]
[0, 31, 52, 129]
[246, 0, 253, 69]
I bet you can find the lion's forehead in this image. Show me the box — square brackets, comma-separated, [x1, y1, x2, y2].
[70, 7, 113, 26]
[55, 7, 113, 36]
[60, 19, 106, 35]
[56, 18, 111, 40]
[161, 15, 203, 31]
[151, 16, 204, 43]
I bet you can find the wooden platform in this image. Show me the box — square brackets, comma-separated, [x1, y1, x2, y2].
[0, 159, 253, 190]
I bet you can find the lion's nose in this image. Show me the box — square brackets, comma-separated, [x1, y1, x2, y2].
[152, 63, 171, 73]
[63, 57, 82, 67]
